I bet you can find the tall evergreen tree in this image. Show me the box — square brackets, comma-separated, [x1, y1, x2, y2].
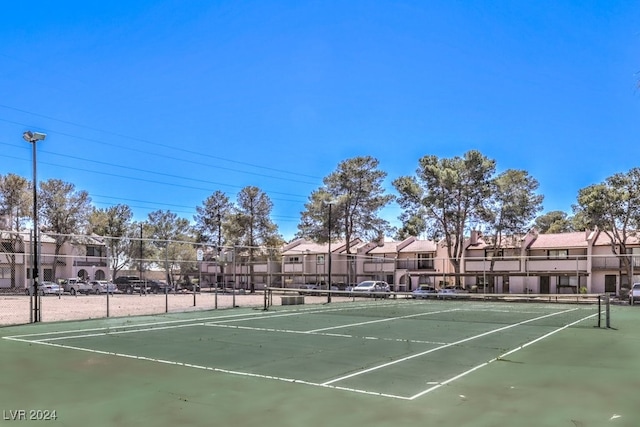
[226, 186, 283, 292]
[89, 204, 134, 281]
[393, 150, 495, 285]
[0, 173, 30, 288]
[38, 179, 92, 280]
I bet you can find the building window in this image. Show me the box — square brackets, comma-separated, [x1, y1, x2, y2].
[485, 249, 503, 259]
[558, 275, 579, 288]
[549, 249, 569, 259]
[0, 267, 10, 279]
[417, 253, 434, 269]
[626, 248, 640, 268]
[86, 246, 105, 257]
[287, 256, 300, 263]
[317, 254, 325, 265]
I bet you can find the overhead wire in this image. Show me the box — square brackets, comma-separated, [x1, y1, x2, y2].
[0, 105, 322, 180]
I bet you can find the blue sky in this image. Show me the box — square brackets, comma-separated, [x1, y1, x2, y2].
[1, 1, 639, 241]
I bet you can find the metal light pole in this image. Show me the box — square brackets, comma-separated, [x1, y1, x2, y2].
[23, 131, 46, 323]
[327, 202, 333, 303]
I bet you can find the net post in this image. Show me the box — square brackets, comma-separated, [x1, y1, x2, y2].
[597, 295, 601, 328]
[605, 294, 611, 329]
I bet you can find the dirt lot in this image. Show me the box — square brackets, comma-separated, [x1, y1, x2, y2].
[0, 291, 346, 326]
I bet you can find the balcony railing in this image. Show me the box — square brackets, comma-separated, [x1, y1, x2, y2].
[591, 256, 620, 269]
[527, 258, 588, 272]
[363, 260, 395, 273]
[465, 259, 521, 272]
[396, 259, 435, 270]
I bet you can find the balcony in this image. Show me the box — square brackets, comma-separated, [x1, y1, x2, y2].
[396, 259, 435, 271]
[465, 259, 521, 272]
[527, 258, 588, 273]
[73, 255, 108, 267]
[282, 263, 303, 273]
[363, 260, 395, 273]
[591, 256, 620, 270]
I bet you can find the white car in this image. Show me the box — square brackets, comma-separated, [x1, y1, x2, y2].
[90, 280, 119, 294]
[352, 281, 390, 297]
[412, 286, 437, 299]
[25, 281, 62, 296]
[629, 283, 640, 305]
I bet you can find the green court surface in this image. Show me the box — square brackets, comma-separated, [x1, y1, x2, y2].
[1, 299, 639, 427]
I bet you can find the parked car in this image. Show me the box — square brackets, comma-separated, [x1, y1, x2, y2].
[298, 284, 319, 295]
[114, 276, 145, 294]
[629, 283, 640, 305]
[89, 280, 119, 294]
[176, 282, 200, 292]
[438, 286, 469, 299]
[62, 278, 93, 295]
[25, 281, 62, 296]
[352, 280, 390, 297]
[412, 285, 437, 299]
[146, 280, 174, 294]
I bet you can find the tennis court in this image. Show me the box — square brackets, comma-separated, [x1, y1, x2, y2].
[2, 296, 639, 427]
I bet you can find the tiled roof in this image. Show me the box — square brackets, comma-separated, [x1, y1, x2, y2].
[528, 232, 588, 248]
[398, 239, 438, 253]
[592, 231, 640, 246]
[281, 240, 328, 255]
[367, 241, 402, 254]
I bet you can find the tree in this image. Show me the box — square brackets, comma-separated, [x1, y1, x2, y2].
[298, 156, 394, 244]
[574, 168, 640, 287]
[534, 211, 572, 234]
[394, 211, 428, 240]
[194, 190, 232, 248]
[0, 173, 30, 288]
[125, 221, 157, 281]
[297, 156, 394, 285]
[393, 150, 496, 285]
[38, 179, 92, 280]
[194, 191, 234, 286]
[88, 204, 134, 281]
[534, 210, 588, 234]
[479, 169, 543, 287]
[146, 210, 194, 285]
[0, 173, 31, 230]
[226, 186, 283, 292]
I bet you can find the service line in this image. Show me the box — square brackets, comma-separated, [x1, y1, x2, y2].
[322, 307, 580, 386]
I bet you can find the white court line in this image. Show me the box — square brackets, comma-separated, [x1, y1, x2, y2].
[2, 335, 411, 401]
[2, 310, 273, 339]
[407, 311, 598, 400]
[3, 300, 415, 342]
[204, 323, 448, 346]
[1, 303, 597, 401]
[306, 308, 460, 333]
[322, 307, 580, 386]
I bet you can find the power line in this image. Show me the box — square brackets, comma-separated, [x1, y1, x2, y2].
[0, 105, 323, 180]
[91, 194, 300, 220]
[0, 118, 321, 186]
[0, 148, 309, 203]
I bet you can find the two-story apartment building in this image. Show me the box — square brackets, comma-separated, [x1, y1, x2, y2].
[56, 228, 640, 296]
[459, 229, 640, 295]
[280, 238, 365, 287]
[590, 231, 640, 295]
[0, 230, 109, 289]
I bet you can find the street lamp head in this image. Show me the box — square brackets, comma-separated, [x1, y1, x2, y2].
[23, 131, 47, 143]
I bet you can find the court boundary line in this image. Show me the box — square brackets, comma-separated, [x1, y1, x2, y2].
[1, 302, 600, 401]
[2, 334, 412, 401]
[321, 307, 581, 386]
[1, 300, 399, 341]
[407, 311, 599, 400]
